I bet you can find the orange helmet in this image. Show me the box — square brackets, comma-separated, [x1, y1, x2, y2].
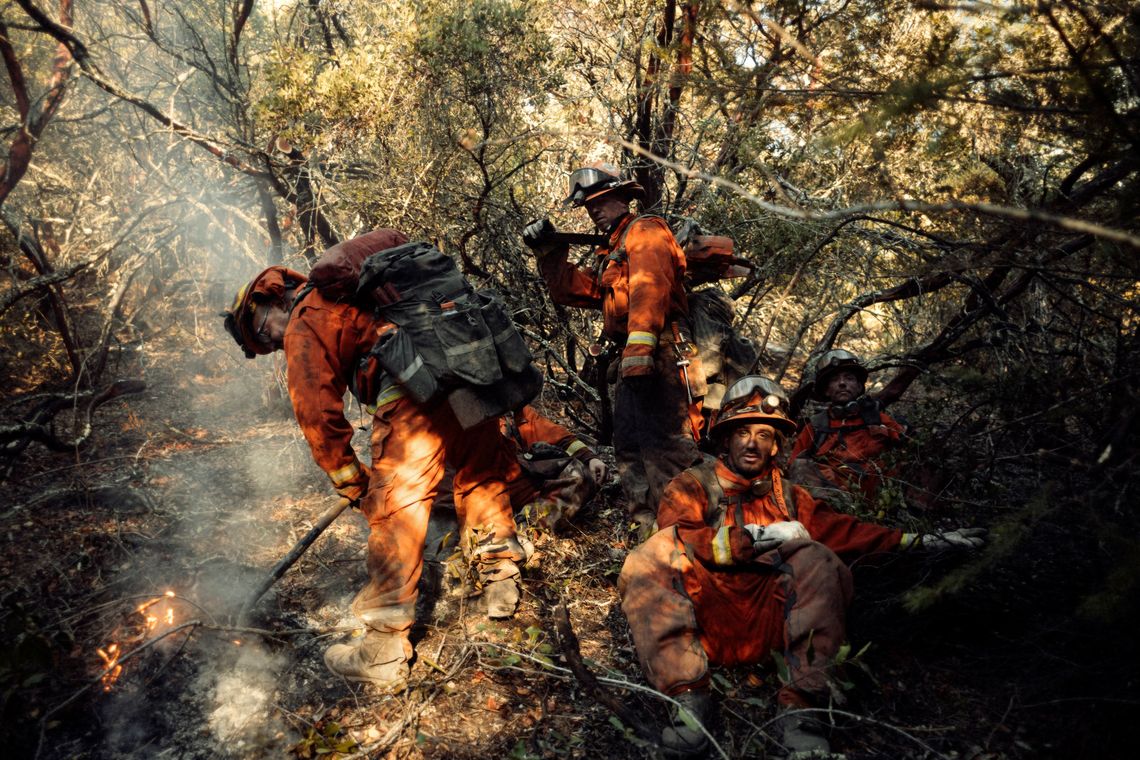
[563, 162, 645, 207]
[222, 266, 307, 358]
[710, 375, 798, 438]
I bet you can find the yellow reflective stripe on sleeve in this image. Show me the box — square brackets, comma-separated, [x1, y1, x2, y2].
[329, 460, 363, 487]
[565, 440, 587, 457]
[712, 525, 734, 566]
[627, 331, 658, 347]
[374, 385, 406, 408]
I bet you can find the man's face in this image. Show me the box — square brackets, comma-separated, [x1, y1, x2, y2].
[583, 192, 630, 233]
[252, 302, 290, 352]
[825, 370, 864, 404]
[726, 422, 778, 478]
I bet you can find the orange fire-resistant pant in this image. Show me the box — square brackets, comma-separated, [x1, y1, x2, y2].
[618, 527, 854, 703]
[352, 396, 523, 633]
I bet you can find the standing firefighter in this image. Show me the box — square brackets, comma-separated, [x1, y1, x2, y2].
[617, 375, 985, 757]
[790, 349, 908, 506]
[524, 162, 702, 537]
[222, 231, 529, 693]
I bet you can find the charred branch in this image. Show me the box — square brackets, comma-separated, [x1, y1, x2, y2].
[0, 379, 147, 466]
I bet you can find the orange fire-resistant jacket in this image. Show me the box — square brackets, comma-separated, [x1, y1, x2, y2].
[538, 214, 688, 378]
[656, 459, 902, 666]
[500, 405, 596, 463]
[283, 287, 379, 502]
[790, 403, 906, 500]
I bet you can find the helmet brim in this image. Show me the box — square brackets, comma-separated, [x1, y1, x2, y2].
[563, 180, 646, 208]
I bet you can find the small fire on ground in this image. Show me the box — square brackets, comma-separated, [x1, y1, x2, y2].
[96, 590, 179, 691]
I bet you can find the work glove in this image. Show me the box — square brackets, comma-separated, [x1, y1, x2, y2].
[587, 458, 608, 486]
[902, 527, 987, 551]
[522, 218, 557, 254]
[744, 521, 810, 553]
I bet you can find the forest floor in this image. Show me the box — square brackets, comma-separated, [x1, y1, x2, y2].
[1, 307, 1133, 759]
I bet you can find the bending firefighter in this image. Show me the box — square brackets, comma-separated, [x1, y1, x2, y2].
[617, 375, 985, 756]
[223, 231, 529, 693]
[524, 162, 702, 537]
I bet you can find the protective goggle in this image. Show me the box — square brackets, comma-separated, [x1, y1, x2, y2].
[722, 375, 787, 412]
[816, 349, 862, 372]
[565, 167, 619, 205]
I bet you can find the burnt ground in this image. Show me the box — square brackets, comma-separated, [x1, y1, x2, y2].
[1, 313, 1135, 759]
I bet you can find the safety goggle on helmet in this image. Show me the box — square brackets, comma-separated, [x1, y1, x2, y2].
[812, 349, 868, 400]
[710, 375, 798, 438]
[563, 163, 645, 207]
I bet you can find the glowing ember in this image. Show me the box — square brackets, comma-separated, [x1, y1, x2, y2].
[95, 591, 180, 691]
[97, 644, 122, 692]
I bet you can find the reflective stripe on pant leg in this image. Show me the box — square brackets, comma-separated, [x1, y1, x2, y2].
[354, 398, 444, 632]
[618, 527, 709, 695]
[775, 540, 854, 700]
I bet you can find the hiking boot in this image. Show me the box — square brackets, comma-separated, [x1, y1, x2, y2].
[660, 689, 711, 757]
[775, 706, 832, 758]
[483, 576, 521, 619]
[324, 630, 411, 693]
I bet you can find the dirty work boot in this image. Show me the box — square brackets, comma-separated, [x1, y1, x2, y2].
[324, 630, 411, 693]
[660, 688, 711, 757]
[775, 706, 832, 758]
[483, 576, 520, 619]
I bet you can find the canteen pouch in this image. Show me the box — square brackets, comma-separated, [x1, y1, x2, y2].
[475, 289, 533, 374]
[434, 300, 502, 386]
[371, 325, 439, 403]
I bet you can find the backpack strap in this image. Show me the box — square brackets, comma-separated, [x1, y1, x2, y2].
[683, 454, 728, 530]
[810, 397, 884, 456]
[775, 471, 799, 520]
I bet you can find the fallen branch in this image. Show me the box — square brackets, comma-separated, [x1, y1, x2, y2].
[0, 379, 147, 468]
[551, 600, 658, 743]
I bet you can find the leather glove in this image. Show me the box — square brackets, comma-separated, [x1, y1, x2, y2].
[744, 521, 810, 553]
[522, 218, 556, 253]
[587, 458, 608, 486]
[903, 527, 987, 550]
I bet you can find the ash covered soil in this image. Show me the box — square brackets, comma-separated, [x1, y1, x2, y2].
[1, 315, 1131, 759]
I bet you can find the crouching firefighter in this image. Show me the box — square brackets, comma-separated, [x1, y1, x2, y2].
[524, 162, 703, 538]
[223, 230, 536, 693]
[617, 375, 986, 757]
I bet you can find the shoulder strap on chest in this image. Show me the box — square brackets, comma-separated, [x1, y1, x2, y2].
[683, 454, 726, 528]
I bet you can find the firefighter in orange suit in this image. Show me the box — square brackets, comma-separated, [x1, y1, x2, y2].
[223, 231, 527, 694]
[524, 163, 702, 537]
[617, 376, 984, 756]
[790, 349, 908, 506]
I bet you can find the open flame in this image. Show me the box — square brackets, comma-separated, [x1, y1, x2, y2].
[96, 590, 179, 691]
